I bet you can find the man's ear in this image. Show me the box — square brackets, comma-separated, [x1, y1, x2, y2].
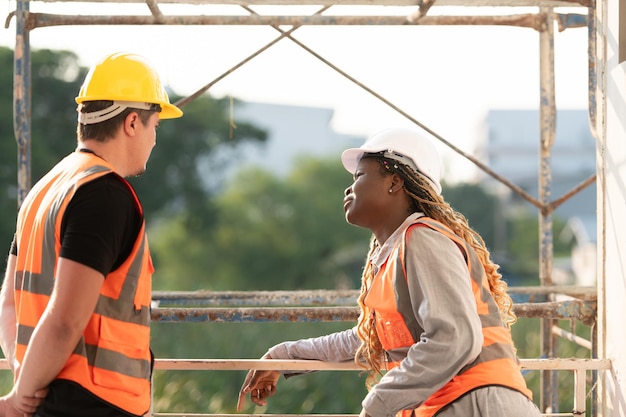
[123, 112, 139, 136]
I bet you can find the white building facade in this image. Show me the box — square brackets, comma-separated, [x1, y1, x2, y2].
[597, 0, 626, 413]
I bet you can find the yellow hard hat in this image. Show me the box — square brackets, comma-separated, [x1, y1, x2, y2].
[75, 52, 183, 120]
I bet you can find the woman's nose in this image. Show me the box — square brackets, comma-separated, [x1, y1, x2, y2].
[344, 186, 352, 196]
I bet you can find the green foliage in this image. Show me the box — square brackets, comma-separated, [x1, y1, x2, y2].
[149, 156, 370, 291]
[443, 182, 574, 286]
[0, 48, 18, 257]
[505, 215, 573, 283]
[29, 49, 86, 180]
[0, 47, 83, 265]
[0, 371, 11, 396]
[128, 95, 267, 224]
[443, 181, 499, 249]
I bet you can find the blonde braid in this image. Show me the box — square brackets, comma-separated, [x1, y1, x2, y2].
[397, 163, 517, 327]
[354, 236, 386, 389]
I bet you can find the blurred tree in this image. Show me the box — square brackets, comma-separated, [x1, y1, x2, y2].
[506, 214, 572, 284]
[0, 47, 82, 267]
[0, 46, 267, 268]
[0, 47, 18, 259]
[29, 49, 87, 179]
[149, 155, 370, 291]
[442, 182, 499, 249]
[128, 95, 267, 226]
[443, 181, 573, 286]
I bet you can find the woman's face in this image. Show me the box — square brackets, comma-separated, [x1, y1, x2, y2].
[343, 157, 393, 229]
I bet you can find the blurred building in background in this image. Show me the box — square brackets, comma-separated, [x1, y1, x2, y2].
[229, 101, 365, 177]
[482, 109, 597, 286]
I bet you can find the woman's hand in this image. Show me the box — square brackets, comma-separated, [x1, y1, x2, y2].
[237, 355, 281, 411]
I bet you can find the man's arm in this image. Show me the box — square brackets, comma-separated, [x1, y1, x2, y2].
[0, 254, 18, 375]
[11, 257, 104, 405]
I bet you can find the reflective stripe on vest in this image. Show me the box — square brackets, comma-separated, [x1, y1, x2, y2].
[365, 217, 532, 417]
[14, 152, 153, 416]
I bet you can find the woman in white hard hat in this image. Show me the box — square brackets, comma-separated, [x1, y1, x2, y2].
[238, 127, 541, 417]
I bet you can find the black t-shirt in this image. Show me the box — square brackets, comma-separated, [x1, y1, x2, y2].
[12, 173, 144, 417]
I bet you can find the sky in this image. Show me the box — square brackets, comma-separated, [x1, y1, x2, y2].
[0, 2, 590, 181]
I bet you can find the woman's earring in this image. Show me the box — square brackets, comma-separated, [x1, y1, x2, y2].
[388, 189, 393, 193]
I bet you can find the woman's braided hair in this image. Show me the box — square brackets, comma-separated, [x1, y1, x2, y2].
[353, 154, 516, 389]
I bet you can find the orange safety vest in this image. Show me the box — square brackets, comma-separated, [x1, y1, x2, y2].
[365, 217, 532, 417]
[14, 151, 153, 416]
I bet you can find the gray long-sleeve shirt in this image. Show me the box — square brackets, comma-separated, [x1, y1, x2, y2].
[267, 213, 484, 417]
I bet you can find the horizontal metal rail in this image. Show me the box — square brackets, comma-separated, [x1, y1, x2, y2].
[26, 0, 590, 7]
[151, 287, 597, 307]
[1, 357, 607, 372]
[151, 357, 611, 371]
[0, 358, 610, 417]
[152, 289, 362, 307]
[14, 12, 587, 32]
[151, 300, 597, 324]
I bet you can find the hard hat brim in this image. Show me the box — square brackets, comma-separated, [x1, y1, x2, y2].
[159, 102, 183, 119]
[340, 148, 365, 174]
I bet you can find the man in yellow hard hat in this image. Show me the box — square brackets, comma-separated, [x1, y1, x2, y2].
[0, 52, 182, 417]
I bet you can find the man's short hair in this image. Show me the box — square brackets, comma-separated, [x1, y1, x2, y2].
[77, 100, 160, 142]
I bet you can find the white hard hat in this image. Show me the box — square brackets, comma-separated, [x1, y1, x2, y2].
[341, 127, 442, 195]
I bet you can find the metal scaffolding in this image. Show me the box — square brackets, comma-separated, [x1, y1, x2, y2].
[6, 0, 598, 414]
